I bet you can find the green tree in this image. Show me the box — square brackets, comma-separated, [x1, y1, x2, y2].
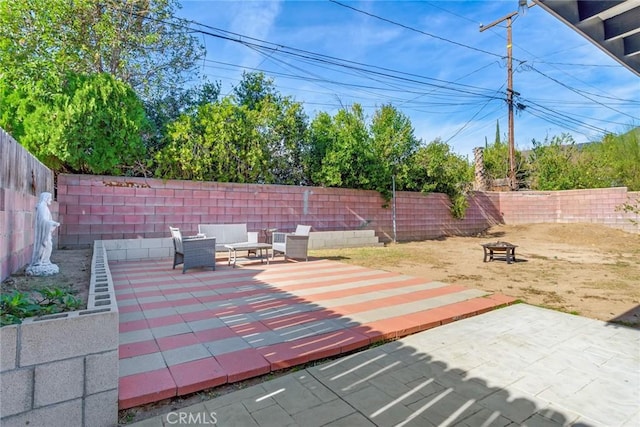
[261, 97, 309, 185]
[482, 139, 528, 183]
[406, 139, 473, 218]
[597, 129, 640, 190]
[305, 112, 334, 185]
[155, 72, 309, 184]
[144, 80, 221, 151]
[233, 71, 279, 110]
[155, 98, 263, 182]
[369, 104, 419, 199]
[232, 73, 308, 185]
[528, 134, 585, 190]
[313, 104, 372, 189]
[0, 73, 149, 174]
[0, 0, 204, 100]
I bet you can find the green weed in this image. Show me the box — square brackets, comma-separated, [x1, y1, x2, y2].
[1, 286, 81, 326]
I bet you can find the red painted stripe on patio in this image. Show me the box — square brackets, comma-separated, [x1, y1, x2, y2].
[215, 349, 271, 383]
[168, 358, 227, 396]
[118, 368, 176, 410]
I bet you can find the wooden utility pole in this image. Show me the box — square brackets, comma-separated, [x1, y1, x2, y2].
[480, 11, 518, 191]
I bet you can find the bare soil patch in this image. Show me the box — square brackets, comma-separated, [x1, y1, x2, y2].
[1, 249, 92, 312]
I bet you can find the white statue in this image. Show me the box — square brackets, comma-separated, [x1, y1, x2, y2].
[26, 192, 60, 276]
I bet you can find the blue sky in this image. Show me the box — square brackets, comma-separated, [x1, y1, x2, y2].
[176, 0, 640, 158]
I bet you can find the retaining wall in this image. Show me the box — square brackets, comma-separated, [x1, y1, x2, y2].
[100, 230, 382, 264]
[0, 243, 119, 427]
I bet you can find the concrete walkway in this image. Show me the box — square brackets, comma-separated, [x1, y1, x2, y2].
[112, 258, 514, 409]
[128, 304, 640, 427]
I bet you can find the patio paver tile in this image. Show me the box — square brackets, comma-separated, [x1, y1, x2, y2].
[168, 357, 227, 396]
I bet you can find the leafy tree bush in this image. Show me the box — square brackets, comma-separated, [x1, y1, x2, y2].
[0, 0, 207, 157]
[370, 104, 420, 200]
[525, 132, 639, 191]
[482, 138, 528, 187]
[306, 103, 419, 204]
[144, 80, 222, 152]
[596, 129, 640, 191]
[312, 104, 373, 189]
[0, 0, 204, 100]
[0, 73, 149, 174]
[233, 73, 309, 185]
[154, 73, 308, 184]
[528, 133, 584, 190]
[406, 139, 473, 218]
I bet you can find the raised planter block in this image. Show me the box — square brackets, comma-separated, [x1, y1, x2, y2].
[0, 243, 119, 427]
[308, 230, 383, 250]
[102, 237, 172, 261]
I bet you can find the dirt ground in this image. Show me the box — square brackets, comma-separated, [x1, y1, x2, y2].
[1, 249, 92, 310]
[3, 222, 638, 328]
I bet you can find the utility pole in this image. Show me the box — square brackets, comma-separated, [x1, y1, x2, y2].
[480, 11, 518, 191]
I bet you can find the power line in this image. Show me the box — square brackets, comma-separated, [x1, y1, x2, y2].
[329, 0, 506, 60]
[108, 2, 635, 147]
[422, 2, 633, 109]
[527, 66, 640, 121]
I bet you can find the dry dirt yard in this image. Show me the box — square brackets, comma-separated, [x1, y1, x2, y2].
[1, 248, 92, 311]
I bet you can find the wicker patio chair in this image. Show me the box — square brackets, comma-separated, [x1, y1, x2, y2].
[169, 227, 217, 273]
[272, 225, 311, 261]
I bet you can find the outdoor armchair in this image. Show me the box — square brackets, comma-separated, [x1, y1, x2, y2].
[169, 226, 217, 273]
[272, 225, 311, 261]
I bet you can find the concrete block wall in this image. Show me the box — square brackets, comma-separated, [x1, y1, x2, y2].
[0, 244, 119, 427]
[497, 187, 640, 233]
[308, 230, 382, 249]
[56, 174, 502, 248]
[101, 230, 381, 260]
[101, 236, 173, 261]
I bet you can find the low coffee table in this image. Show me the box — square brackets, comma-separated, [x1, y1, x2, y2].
[225, 243, 272, 267]
[481, 241, 517, 264]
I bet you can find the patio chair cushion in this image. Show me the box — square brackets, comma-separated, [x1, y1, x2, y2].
[272, 224, 311, 261]
[169, 226, 217, 273]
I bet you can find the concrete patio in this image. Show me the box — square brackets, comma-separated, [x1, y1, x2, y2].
[112, 257, 515, 409]
[128, 303, 640, 426]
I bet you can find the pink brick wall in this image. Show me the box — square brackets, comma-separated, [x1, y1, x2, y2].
[497, 187, 639, 233]
[0, 188, 59, 280]
[3, 174, 638, 280]
[56, 174, 503, 248]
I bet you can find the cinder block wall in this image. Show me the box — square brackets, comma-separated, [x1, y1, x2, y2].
[0, 314, 119, 427]
[497, 187, 639, 233]
[0, 244, 119, 427]
[57, 174, 503, 248]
